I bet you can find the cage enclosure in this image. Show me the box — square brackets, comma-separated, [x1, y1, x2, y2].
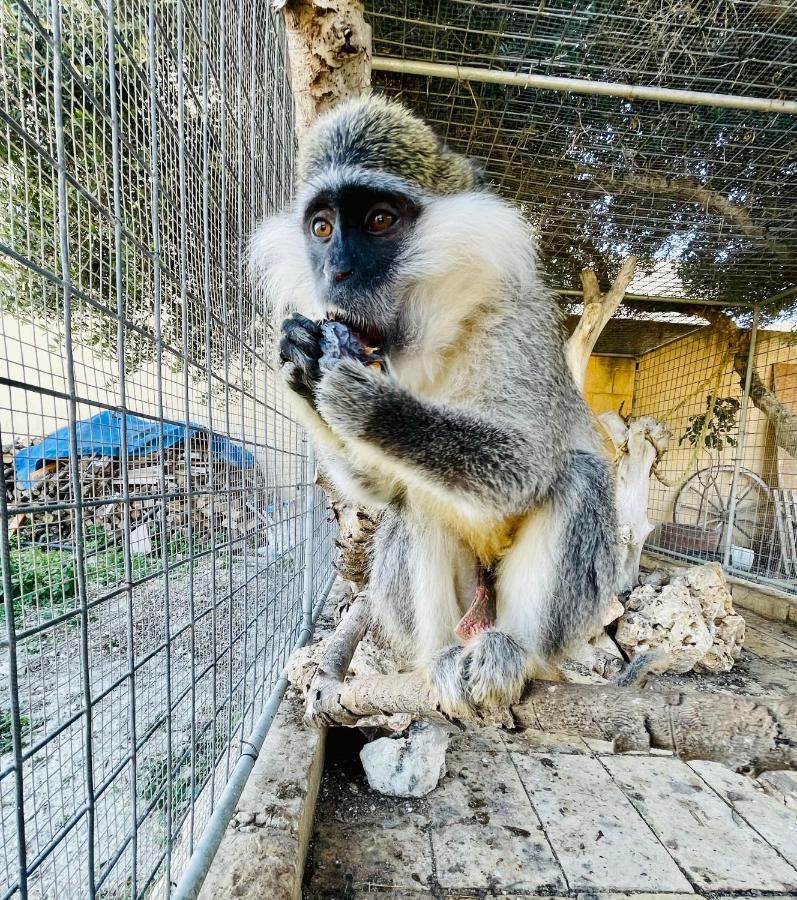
[1, 1, 797, 898]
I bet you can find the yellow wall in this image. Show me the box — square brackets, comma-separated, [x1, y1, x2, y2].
[583, 355, 635, 418]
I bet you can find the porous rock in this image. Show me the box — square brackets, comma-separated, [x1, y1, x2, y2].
[616, 562, 744, 674]
[360, 721, 449, 797]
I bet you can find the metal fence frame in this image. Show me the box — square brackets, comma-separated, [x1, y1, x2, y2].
[1, 1, 334, 898]
[633, 301, 797, 595]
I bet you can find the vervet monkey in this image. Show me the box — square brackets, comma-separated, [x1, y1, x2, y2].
[251, 95, 618, 715]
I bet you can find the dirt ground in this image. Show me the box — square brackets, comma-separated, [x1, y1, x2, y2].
[303, 608, 797, 899]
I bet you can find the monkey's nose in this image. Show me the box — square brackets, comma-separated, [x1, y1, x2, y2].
[333, 269, 353, 283]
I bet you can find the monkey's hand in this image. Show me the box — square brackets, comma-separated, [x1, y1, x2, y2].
[315, 358, 388, 437]
[279, 313, 323, 404]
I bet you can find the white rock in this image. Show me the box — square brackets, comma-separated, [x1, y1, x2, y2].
[615, 581, 713, 674]
[616, 562, 744, 675]
[360, 721, 449, 797]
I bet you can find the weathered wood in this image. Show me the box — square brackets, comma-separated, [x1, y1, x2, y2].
[323, 671, 797, 775]
[299, 597, 797, 773]
[304, 593, 369, 726]
[276, 0, 371, 133]
[565, 257, 637, 390]
[599, 412, 671, 593]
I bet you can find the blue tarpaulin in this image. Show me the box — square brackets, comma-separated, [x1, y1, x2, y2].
[14, 410, 256, 489]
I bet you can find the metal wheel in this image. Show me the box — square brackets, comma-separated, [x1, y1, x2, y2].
[673, 464, 772, 552]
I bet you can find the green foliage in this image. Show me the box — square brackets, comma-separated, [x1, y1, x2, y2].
[0, 709, 30, 754]
[0, 546, 76, 619]
[1, 2, 266, 377]
[680, 393, 740, 452]
[138, 722, 229, 822]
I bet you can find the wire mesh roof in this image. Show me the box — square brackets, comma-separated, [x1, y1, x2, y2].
[368, 1, 797, 305]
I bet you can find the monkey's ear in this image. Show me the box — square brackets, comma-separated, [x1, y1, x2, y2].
[598, 410, 628, 449]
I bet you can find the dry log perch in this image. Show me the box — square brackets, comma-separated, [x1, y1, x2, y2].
[303, 597, 797, 776]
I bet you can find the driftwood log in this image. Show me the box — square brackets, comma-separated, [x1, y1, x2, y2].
[302, 596, 797, 775]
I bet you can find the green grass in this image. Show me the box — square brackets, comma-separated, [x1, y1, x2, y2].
[0, 709, 30, 754]
[0, 546, 76, 620]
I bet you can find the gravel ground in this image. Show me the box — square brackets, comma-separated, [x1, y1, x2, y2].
[1, 550, 303, 898]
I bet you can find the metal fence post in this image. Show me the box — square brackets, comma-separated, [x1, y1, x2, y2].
[722, 304, 760, 570]
[300, 440, 318, 639]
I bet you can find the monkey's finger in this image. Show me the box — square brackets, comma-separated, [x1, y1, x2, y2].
[282, 312, 321, 341]
[279, 335, 322, 382]
[282, 317, 322, 358]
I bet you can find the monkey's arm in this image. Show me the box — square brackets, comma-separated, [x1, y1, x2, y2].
[316, 361, 558, 512]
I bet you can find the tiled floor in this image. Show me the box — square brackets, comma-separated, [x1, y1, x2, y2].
[303, 609, 797, 899]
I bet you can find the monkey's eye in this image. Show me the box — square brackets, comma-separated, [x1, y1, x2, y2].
[311, 217, 333, 239]
[365, 209, 397, 234]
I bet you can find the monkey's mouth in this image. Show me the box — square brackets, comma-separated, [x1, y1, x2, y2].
[327, 311, 384, 351]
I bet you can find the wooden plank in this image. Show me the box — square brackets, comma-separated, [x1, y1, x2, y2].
[605, 756, 797, 891]
[512, 754, 692, 893]
[689, 760, 797, 869]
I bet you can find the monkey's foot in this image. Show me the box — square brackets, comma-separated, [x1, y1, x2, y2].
[428, 630, 527, 719]
[455, 584, 495, 640]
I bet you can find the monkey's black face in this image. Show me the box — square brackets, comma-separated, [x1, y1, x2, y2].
[303, 184, 419, 348]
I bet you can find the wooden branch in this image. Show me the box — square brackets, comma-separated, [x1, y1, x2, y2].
[313, 670, 797, 776]
[304, 593, 369, 726]
[276, 0, 371, 133]
[565, 257, 637, 390]
[301, 600, 797, 775]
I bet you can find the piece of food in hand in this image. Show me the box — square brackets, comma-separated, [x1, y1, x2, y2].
[318, 320, 383, 371]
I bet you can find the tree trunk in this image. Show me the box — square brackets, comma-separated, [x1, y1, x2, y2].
[599, 412, 671, 593]
[278, 0, 377, 589]
[276, 0, 371, 133]
[565, 257, 637, 389]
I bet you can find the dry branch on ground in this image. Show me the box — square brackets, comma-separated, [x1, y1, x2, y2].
[297, 596, 797, 776]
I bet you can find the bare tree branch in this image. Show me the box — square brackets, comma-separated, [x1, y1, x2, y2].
[298, 602, 797, 775]
[565, 257, 637, 389]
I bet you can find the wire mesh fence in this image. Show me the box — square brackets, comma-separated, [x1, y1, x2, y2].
[369, 1, 797, 305]
[627, 304, 797, 594]
[0, 1, 334, 897]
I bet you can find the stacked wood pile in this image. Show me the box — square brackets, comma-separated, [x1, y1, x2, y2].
[3, 433, 267, 553]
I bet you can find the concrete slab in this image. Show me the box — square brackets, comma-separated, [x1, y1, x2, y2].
[743, 623, 797, 661]
[757, 769, 797, 812]
[431, 823, 566, 893]
[690, 759, 797, 868]
[512, 753, 692, 893]
[198, 689, 325, 900]
[446, 725, 507, 753]
[311, 816, 433, 894]
[574, 895, 700, 900]
[605, 755, 797, 892]
[429, 750, 539, 828]
[502, 728, 591, 755]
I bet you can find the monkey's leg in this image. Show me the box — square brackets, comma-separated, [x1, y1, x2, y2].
[454, 562, 496, 640]
[369, 506, 470, 667]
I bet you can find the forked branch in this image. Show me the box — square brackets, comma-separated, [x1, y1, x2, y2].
[566, 257, 637, 390]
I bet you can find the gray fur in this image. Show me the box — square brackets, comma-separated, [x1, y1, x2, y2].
[251, 96, 620, 716]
